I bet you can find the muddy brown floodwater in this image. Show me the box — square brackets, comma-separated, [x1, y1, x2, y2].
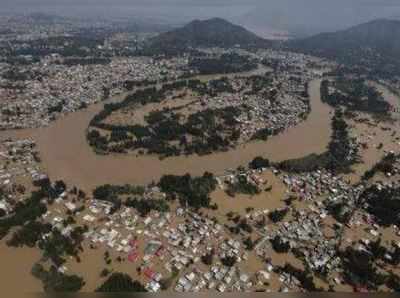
[1, 79, 333, 191]
[0, 240, 42, 294]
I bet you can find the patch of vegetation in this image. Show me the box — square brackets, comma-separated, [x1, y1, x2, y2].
[220, 256, 237, 267]
[159, 172, 217, 209]
[92, 184, 145, 211]
[268, 208, 289, 223]
[56, 57, 111, 66]
[251, 126, 283, 141]
[31, 263, 85, 292]
[226, 175, 260, 197]
[275, 263, 321, 291]
[125, 197, 169, 217]
[0, 190, 47, 239]
[189, 53, 257, 75]
[340, 246, 388, 290]
[244, 74, 274, 96]
[361, 185, 400, 227]
[7, 221, 52, 248]
[234, 218, 253, 234]
[95, 272, 147, 292]
[321, 78, 391, 115]
[362, 152, 397, 180]
[326, 200, 352, 224]
[277, 153, 331, 173]
[270, 235, 290, 253]
[38, 226, 87, 266]
[207, 77, 234, 94]
[201, 249, 215, 266]
[131, 104, 244, 157]
[243, 236, 255, 250]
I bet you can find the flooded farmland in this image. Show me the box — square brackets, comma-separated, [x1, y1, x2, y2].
[1, 79, 333, 191]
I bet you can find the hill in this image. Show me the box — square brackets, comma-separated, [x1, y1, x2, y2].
[143, 18, 271, 55]
[287, 19, 400, 76]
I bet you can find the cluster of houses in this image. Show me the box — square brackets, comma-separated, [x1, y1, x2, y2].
[174, 265, 261, 292]
[281, 170, 357, 201]
[36, 166, 336, 291]
[193, 52, 318, 143]
[0, 138, 45, 214]
[40, 192, 274, 292]
[0, 56, 187, 129]
[3, 132, 400, 292]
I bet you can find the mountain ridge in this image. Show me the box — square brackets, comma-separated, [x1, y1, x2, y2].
[288, 18, 400, 61]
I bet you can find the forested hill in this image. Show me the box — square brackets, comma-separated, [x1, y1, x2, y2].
[143, 18, 272, 55]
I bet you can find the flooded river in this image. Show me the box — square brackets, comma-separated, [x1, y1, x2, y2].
[1, 71, 400, 293]
[1, 79, 333, 191]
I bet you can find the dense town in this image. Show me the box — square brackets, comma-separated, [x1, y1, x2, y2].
[0, 56, 189, 129]
[1, 12, 400, 294]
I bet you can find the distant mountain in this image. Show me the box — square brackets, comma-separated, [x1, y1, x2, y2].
[236, 1, 400, 38]
[144, 18, 271, 55]
[287, 19, 400, 76]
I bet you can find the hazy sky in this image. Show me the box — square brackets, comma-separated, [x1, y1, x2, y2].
[2, 1, 252, 24]
[2, 0, 400, 35]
